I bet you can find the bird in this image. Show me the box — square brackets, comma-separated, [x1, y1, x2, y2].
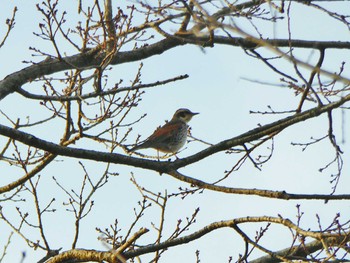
[129, 108, 199, 153]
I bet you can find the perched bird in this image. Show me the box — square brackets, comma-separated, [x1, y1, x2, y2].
[130, 108, 198, 153]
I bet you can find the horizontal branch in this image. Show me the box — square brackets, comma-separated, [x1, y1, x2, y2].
[0, 38, 183, 100]
[46, 216, 350, 262]
[201, 36, 350, 50]
[45, 249, 122, 263]
[127, 216, 350, 260]
[167, 170, 350, 200]
[0, 124, 165, 176]
[1, 36, 349, 101]
[17, 74, 189, 101]
[1, 95, 350, 199]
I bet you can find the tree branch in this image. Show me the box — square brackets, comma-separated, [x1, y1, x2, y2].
[1, 96, 350, 199]
[45, 216, 350, 262]
[1, 37, 350, 101]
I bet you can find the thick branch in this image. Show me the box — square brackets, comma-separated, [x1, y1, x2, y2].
[1, 37, 350, 100]
[45, 249, 122, 263]
[1, 96, 350, 199]
[127, 216, 350, 259]
[0, 38, 182, 100]
[0, 97, 346, 172]
[46, 216, 350, 262]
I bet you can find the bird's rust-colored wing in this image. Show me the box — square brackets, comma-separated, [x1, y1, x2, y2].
[147, 121, 183, 142]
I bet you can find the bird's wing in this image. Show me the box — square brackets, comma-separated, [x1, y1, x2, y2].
[129, 121, 185, 152]
[147, 121, 184, 143]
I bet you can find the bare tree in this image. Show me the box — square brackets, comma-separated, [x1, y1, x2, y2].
[0, 0, 350, 262]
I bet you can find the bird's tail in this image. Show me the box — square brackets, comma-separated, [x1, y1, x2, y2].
[129, 143, 146, 152]
[129, 145, 140, 152]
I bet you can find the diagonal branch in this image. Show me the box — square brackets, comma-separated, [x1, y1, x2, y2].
[173, 93, 350, 169]
[1, 95, 350, 199]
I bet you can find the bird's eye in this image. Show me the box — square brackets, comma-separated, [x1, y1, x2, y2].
[178, 112, 186, 118]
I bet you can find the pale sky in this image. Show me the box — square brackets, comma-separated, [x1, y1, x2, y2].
[1, 1, 350, 262]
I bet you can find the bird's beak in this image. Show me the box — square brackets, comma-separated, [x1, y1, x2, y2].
[191, 112, 199, 116]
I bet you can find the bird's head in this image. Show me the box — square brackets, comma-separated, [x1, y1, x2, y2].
[172, 108, 199, 123]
